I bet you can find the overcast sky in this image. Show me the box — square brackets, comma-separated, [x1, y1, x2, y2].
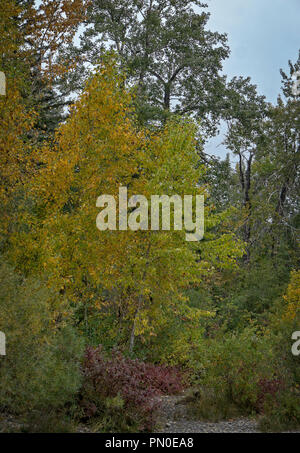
[201, 0, 300, 158]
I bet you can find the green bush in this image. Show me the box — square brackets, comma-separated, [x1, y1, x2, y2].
[186, 316, 300, 432]
[0, 262, 84, 428]
[188, 326, 285, 420]
[257, 317, 300, 430]
[259, 390, 300, 432]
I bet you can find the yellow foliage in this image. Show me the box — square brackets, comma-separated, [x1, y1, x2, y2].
[8, 58, 243, 349]
[283, 270, 300, 322]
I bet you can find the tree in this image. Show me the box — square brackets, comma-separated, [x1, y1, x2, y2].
[224, 77, 267, 260]
[13, 0, 88, 139]
[11, 59, 243, 352]
[251, 54, 300, 263]
[0, 0, 36, 244]
[0, 0, 90, 257]
[79, 0, 229, 133]
[201, 153, 237, 212]
[0, 0, 88, 233]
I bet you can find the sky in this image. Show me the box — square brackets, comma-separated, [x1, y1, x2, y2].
[201, 0, 300, 158]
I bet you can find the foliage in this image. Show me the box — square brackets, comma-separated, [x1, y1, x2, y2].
[80, 345, 185, 432]
[18, 0, 89, 138]
[186, 275, 300, 431]
[188, 327, 283, 417]
[0, 1, 299, 434]
[282, 269, 300, 322]
[0, 0, 35, 215]
[0, 261, 84, 421]
[79, 0, 229, 131]
[8, 58, 243, 354]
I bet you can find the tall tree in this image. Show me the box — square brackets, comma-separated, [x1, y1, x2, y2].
[253, 53, 300, 261]
[79, 0, 229, 133]
[10, 60, 243, 351]
[223, 77, 267, 260]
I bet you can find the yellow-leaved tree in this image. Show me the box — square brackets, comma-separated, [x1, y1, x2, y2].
[10, 58, 243, 352]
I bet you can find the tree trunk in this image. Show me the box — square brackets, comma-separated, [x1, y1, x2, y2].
[164, 83, 171, 111]
[129, 296, 142, 354]
[129, 316, 136, 354]
[238, 152, 253, 262]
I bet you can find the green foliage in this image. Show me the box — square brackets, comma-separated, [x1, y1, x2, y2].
[259, 390, 300, 432]
[190, 327, 280, 412]
[80, 0, 229, 132]
[216, 258, 290, 330]
[187, 308, 300, 431]
[0, 2, 299, 433]
[0, 261, 84, 420]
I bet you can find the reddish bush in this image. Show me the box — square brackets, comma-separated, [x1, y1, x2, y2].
[256, 377, 285, 413]
[80, 345, 185, 431]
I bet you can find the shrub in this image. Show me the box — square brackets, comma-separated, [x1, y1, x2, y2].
[255, 272, 300, 432]
[259, 390, 300, 432]
[187, 326, 286, 421]
[0, 262, 84, 427]
[80, 345, 185, 432]
[256, 377, 285, 414]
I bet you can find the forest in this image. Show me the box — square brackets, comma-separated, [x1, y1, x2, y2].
[0, 0, 299, 434]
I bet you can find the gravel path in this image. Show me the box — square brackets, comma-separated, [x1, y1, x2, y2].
[156, 393, 259, 433]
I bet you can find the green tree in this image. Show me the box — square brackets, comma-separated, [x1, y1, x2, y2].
[224, 76, 267, 260]
[252, 54, 300, 264]
[79, 0, 229, 132]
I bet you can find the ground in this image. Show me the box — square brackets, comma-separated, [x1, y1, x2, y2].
[1, 392, 299, 433]
[156, 392, 259, 433]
